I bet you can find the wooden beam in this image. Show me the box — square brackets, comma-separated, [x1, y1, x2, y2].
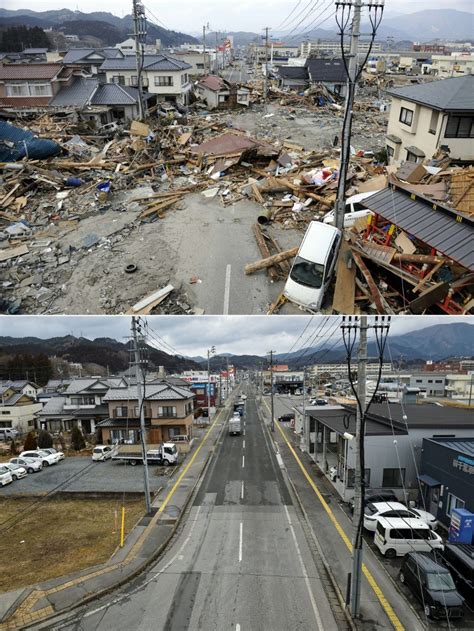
[351, 250, 385, 314]
[245, 247, 298, 275]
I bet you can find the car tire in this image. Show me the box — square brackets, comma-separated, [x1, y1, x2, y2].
[27, 467, 34, 473]
[128, 459, 137, 466]
[12, 474, 18, 480]
[399, 572, 405, 584]
[164, 460, 170, 466]
[43, 461, 49, 467]
[385, 548, 396, 559]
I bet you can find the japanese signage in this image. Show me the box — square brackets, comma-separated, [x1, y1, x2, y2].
[452, 454, 474, 475]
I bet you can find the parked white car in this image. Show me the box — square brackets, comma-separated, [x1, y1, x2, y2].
[374, 517, 444, 558]
[20, 450, 59, 467]
[322, 190, 381, 228]
[9, 457, 43, 473]
[39, 447, 65, 461]
[92, 445, 115, 462]
[0, 465, 13, 486]
[3, 462, 27, 480]
[364, 501, 438, 532]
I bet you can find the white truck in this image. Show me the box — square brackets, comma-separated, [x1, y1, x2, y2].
[229, 414, 242, 436]
[110, 443, 178, 466]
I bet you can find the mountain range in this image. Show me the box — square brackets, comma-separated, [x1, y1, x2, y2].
[0, 8, 198, 47]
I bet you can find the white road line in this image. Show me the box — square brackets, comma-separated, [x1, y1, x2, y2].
[283, 505, 324, 631]
[75, 506, 203, 623]
[241, 480, 244, 500]
[242, 455, 245, 468]
[239, 521, 243, 562]
[223, 263, 231, 315]
[243, 439, 246, 449]
[236, 624, 241, 631]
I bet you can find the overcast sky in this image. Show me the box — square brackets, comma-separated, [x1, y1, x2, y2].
[0, 316, 470, 357]
[4, 1, 473, 33]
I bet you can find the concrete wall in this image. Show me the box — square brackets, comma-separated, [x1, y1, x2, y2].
[0, 403, 42, 432]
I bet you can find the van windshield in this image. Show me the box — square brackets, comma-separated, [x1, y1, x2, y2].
[290, 256, 324, 289]
[426, 573, 456, 591]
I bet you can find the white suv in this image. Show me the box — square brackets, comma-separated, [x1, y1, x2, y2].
[0, 465, 13, 486]
[20, 450, 59, 467]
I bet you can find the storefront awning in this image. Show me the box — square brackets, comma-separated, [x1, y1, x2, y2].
[418, 474, 441, 487]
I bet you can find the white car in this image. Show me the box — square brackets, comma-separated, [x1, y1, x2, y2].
[20, 450, 59, 467]
[364, 501, 438, 532]
[322, 190, 381, 228]
[0, 465, 13, 486]
[92, 445, 114, 462]
[3, 462, 27, 480]
[40, 447, 65, 461]
[9, 457, 43, 473]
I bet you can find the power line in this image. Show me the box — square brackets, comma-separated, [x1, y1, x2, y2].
[280, 0, 322, 38]
[274, 0, 305, 31]
[286, 2, 336, 42]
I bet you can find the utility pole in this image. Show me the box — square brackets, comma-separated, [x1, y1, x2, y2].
[302, 367, 308, 451]
[207, 346, 215, 422]
[226, 357, 230, 401]
[350, 314, 367, 617]
[263, 27, 271, 110]
[131, 317, 151, 515]
[334, 0, 384, 230]
[269, 351, 275, 432]
[132, 0, 146, 121]
[202, 23, 210, 74]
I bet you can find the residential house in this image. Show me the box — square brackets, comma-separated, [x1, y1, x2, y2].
[99, 381, 195, 445]
[276, 65, 309, 91]
[419, 437, 474, 528]
[21, 48, 48, 62]
[430, 54, 474, 78]
[100, 54, 193, 105]
[385, 75, 474, 163]
[0, 385, 42, 434]
[169, 51, 211, 77]
[61, 47, 124, 75]
[298, 402, 474, 502]
[0, 380, 41, 400]
[43, 379, 72, 393]
[301, 40, 381, 57]
[115, 38, 161, 56]
[0, 63, 74, 110]
[305, 58, 347, 97]
[49, 77, 152, 123]
[37, 377, 126, 434]
[196, 75, 249, 110]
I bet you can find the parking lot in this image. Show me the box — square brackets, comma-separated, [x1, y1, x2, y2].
[0, 456, 175, 496]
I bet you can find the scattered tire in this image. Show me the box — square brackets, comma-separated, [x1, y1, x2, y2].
[125, 264, 137, 274]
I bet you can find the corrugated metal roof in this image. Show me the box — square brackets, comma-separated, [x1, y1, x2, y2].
[277, 65, 308, 80]
[305, 58, 346, 83]
[368, 402, 473, 428]
[428, 437, 474, 457]
[363, 185, 474, 271]
[385, 75, 474, 112]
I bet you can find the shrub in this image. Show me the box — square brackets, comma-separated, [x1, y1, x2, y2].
[71, 426, 86, 451]
[23, 431, 37, 451]
[37, 429, 53, 449]
[9, 438, 18, 455]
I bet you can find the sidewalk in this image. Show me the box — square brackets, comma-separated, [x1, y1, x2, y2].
[0, 404, 231, 631]
[258, 396, 424, 631]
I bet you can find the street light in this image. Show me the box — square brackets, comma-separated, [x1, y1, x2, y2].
[207, 346, 216, 422]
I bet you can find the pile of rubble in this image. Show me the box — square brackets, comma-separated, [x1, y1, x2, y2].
[0, 109, 472, 316]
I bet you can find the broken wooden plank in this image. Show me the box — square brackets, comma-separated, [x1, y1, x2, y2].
[408, 282, 450, 314]
[413, 260, 444, 293]
[252, 223, 279, 281]
[332, 240, 356, 314]
[252, 183, 265, 205]
[245, 247, 298, 275]
[351, 250, 385, 314]
[0, 244, 29, 262]
[139, 198, 181, 219]
[128, 285, 174, 314]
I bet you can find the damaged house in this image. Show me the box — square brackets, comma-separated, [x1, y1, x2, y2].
[306, 58, 347, 98]
[195, 75, 249, 110]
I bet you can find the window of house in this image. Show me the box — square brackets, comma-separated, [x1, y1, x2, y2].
[406, 150, 420, 163]
[197, 63, 204, 69]
[155, 76, 173, 86]
[115, 406, 128, 417]
[130, 75, 138, 85]
[346, 468, 370, 488]
[158, 406, 177, 417]
[29, 82, 52, 96]
[447, 493, 465, 517]
[386, 144, 395, 158]
[429, 110, 439, 134]
[181, 73, 188, 85]
[382, 468, 405, 488]
[5, 83, 29, 96]
[445, 115, 474, 138]
[112, 75, 125, 85]
[399, 107, 414, 126]
[0, 412, 10, 416]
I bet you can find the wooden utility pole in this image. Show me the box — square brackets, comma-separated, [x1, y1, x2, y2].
[263, 27, 271, 110]
[132, 0, 146, 121]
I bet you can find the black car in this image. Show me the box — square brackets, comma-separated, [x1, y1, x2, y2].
[399, 552, 464, 619]
[349, 489, 399, 514]
[441, 543, 474, 605]
[278, 413, 294, 423]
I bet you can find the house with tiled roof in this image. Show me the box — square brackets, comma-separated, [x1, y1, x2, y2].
[0, 385, 42, 436]
[385, 75, 474, 164]
[196, 75, 249, 110]
[100, 54, 193, 104]
[99, 381, 195, 445]
[0, 63, 75, 110]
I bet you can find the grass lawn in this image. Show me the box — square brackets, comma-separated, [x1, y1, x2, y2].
[0, 497, 145, 593]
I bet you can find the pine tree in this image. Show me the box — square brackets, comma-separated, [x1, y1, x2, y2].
[71, 426, 86, 451]
[23, 431, 37, 451]
[37, 429, 53, 449]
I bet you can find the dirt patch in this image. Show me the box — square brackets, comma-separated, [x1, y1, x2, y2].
[0, 497, 144, 593]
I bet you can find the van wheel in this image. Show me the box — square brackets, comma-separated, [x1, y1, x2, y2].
[128, 459, 137, 466]
[399, 572, 405, 584]
[385, 548, 396, 559]
[424, 604, 431, 618]
[164, 460, 170, 466]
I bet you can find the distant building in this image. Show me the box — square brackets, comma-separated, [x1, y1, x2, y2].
[0, 63, 74, 111]
[430, 53, 474, 78]
[300, 40, 381, 57]
[196, 75, 249, 110]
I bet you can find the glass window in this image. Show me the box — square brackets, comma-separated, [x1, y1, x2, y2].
[290, 256, 325, 289]
[428, 110, 439, 134]
[447, 493, 465, 516]
[155, 76, 173, 86]
[406, 150, 419, 163]
[445, 115, 474, 138]
[382, 468, 405, 488]
[29, 83, 52, 96]
[158, 406, 177, 417]
[426, 573, 456, 591]
[399, 107, 414, 126]
[5, 83, 29, 96]
[112, 75, 125, 85]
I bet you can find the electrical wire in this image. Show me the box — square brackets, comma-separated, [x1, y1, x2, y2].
[274, 0, 305, 31]
[286, 3, 336, 43]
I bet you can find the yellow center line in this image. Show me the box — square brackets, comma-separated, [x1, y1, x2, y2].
[263, 399, 404, 631]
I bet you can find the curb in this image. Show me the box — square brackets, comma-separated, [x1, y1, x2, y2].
[257, 397, 357, 631]
[9, 406, 232, 631]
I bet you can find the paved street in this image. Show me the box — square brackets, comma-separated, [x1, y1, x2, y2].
[52, 386, 341, 631]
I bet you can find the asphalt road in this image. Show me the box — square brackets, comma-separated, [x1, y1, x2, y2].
[53, 386, 340, 631]
[222, 62, 250, 83]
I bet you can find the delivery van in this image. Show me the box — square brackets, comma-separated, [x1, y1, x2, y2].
[283, 221, 341, 312]
[374, 517, 444, 558]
